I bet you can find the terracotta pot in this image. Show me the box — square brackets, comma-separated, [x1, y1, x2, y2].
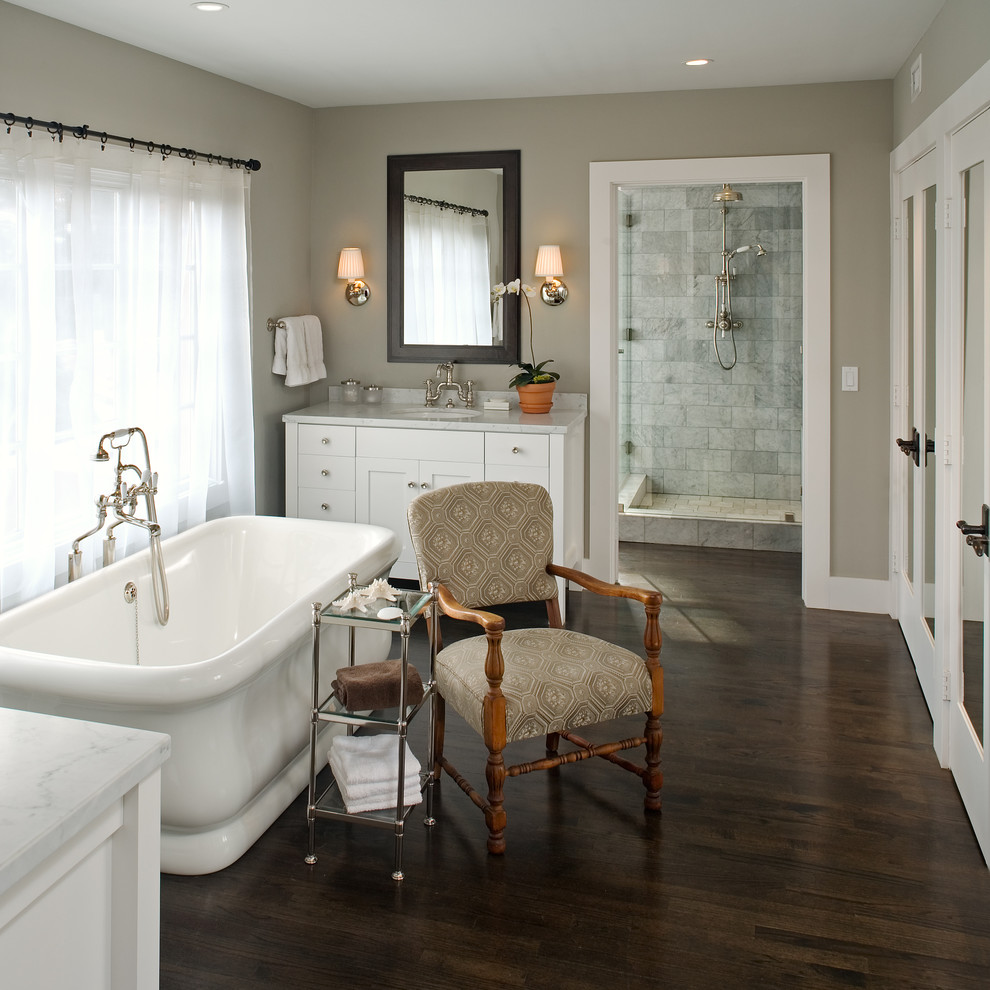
[515, 381, 556, 414]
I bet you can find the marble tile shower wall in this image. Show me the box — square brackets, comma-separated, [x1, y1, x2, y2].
[618, 182, 803, 501]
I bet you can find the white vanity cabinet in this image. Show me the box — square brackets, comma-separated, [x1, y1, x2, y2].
[284, 399, 587, 593]
[355, 427, 485, 579]
[286, 423, 356, 522]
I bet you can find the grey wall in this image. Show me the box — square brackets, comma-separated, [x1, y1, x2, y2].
[618, 182, 802, 503]
[893, 0, 990, 146]
[1, 0, 315, 517]
[311, 83, 893, 580]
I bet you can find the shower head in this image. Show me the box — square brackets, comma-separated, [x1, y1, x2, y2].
[713, 183, 742, 203]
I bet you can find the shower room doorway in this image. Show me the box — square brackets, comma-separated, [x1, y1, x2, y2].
[589, 155, 831, 608]
[615, 179, 802, 555]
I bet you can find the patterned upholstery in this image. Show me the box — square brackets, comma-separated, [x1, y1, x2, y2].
[407, 481, 558, 608]
[436, 627, 653, 743]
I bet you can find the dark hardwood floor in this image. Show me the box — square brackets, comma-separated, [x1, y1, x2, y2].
[160, 544, 990, 989]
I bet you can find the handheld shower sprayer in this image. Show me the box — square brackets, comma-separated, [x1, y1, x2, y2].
[707, 183, 768, 370]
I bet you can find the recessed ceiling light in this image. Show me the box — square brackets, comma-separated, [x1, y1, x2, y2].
[192, 2, 229, 11]
[685, 58, 712, 67]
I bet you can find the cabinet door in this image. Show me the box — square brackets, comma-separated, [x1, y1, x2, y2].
[355, 457, 420, 569]
[419, 460, 485, 494]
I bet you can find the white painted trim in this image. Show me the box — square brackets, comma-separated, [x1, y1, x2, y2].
[589, 154, 831, 607]
[890, 56, 990, 775]
[824, 576, 895, 616]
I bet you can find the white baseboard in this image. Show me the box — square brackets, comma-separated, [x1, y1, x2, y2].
[818, 576, 893, 615]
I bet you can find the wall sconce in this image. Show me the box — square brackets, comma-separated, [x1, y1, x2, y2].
[338, 247, 370, 306]
[535, 244, 567, 306]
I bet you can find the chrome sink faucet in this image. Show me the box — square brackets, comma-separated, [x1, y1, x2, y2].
[424, 361, 475, 408]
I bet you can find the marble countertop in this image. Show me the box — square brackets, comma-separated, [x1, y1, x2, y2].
[0, 708, 170, 897]
[283, 388, 587, 435]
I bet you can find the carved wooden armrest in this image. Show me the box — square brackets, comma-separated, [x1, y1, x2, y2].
[547, 563, 662, 610]
[435, 583, 505, 633]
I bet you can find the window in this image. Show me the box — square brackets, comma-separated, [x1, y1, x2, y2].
[0, 131, 255, 611]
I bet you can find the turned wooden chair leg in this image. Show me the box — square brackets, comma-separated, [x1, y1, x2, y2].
[484, 747, 507, 854]
[644, 711, 663, 812]
[432, 694, 446, 781]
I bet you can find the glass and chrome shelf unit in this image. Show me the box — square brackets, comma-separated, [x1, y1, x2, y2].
[305, 577, 437, 881]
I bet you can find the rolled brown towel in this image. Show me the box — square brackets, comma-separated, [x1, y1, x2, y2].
[331, 659, 424, 711]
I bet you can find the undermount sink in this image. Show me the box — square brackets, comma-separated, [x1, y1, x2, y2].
[396, 406, 483, 420]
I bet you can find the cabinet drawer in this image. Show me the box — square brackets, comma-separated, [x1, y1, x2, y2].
[357, 427, 483, 462]
[298, 489, 356, 522]
[485, 433, 549, 467]
[298, 454, 356, 490]
[298, 424, 355, 457]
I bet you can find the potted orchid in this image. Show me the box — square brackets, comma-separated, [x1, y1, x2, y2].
[495, 278, 559, 413]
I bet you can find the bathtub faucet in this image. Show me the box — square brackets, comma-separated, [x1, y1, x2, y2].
[69, 427, 170, 625]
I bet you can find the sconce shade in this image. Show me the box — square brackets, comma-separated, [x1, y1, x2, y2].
[534, 244, 563, 278]
[337, 247, 365, 280]
[535, 244, 567, 306]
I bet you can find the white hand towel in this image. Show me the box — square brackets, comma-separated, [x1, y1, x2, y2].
[336, 776, 422, 815]
[328, 734, 422, 786]
[272, 315, 326, 386]
[328, 734, 423, 813]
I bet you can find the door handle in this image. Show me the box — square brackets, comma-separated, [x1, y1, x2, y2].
[957, 504, 990, 558]
[895, 427, 921, 466]
[895, 428, 936, 467]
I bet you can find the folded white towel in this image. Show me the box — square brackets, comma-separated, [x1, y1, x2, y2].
[328, 753, 420, 801]
[272, 315, 326, 386]
[336, 776, 422, 815]
[328, 734, 422, 786]
[328, 735, 423, 813]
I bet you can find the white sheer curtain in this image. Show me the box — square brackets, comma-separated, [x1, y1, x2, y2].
[403, 199, 492, 345]
[0, 130, 255, 611]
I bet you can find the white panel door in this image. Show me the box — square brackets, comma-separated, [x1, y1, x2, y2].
[894, 150, 939, 715]
[949, 107, 990, 863]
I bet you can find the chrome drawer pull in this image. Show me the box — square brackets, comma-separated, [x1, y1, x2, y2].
[511, 446, 520, 454]
[407, 481, 416, 488]
[321, 437, 330, 445]
[321, 503, 329, 511]
[321, 469, 329, 477]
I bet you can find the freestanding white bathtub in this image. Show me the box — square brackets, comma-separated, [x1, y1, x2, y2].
[0, 515, 399, 875]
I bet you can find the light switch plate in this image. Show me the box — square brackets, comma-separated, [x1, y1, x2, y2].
[841, 366, 859, 392]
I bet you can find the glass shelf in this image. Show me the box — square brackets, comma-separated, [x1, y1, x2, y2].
[319, 590, 432, 627]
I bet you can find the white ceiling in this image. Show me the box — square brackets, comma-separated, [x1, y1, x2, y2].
[7, 0, 947, 109]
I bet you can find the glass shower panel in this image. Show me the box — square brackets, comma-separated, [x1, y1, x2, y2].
[614, 182, 803, 523]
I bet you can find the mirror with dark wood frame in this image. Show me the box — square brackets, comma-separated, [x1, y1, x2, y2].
[387, 150, 520, 364]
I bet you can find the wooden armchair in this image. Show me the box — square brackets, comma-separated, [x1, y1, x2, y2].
[406, 481, 663, 854]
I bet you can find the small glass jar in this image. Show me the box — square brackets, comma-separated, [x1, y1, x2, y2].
[363, 384, 384, 404]
[340, 378, 361, 403]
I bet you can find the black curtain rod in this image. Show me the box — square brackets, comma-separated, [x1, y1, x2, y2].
[404, 193, 487, 218]
[2, 111, 261, 172]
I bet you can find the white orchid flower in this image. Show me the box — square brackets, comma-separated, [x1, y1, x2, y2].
[491, 282, 507, 299]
